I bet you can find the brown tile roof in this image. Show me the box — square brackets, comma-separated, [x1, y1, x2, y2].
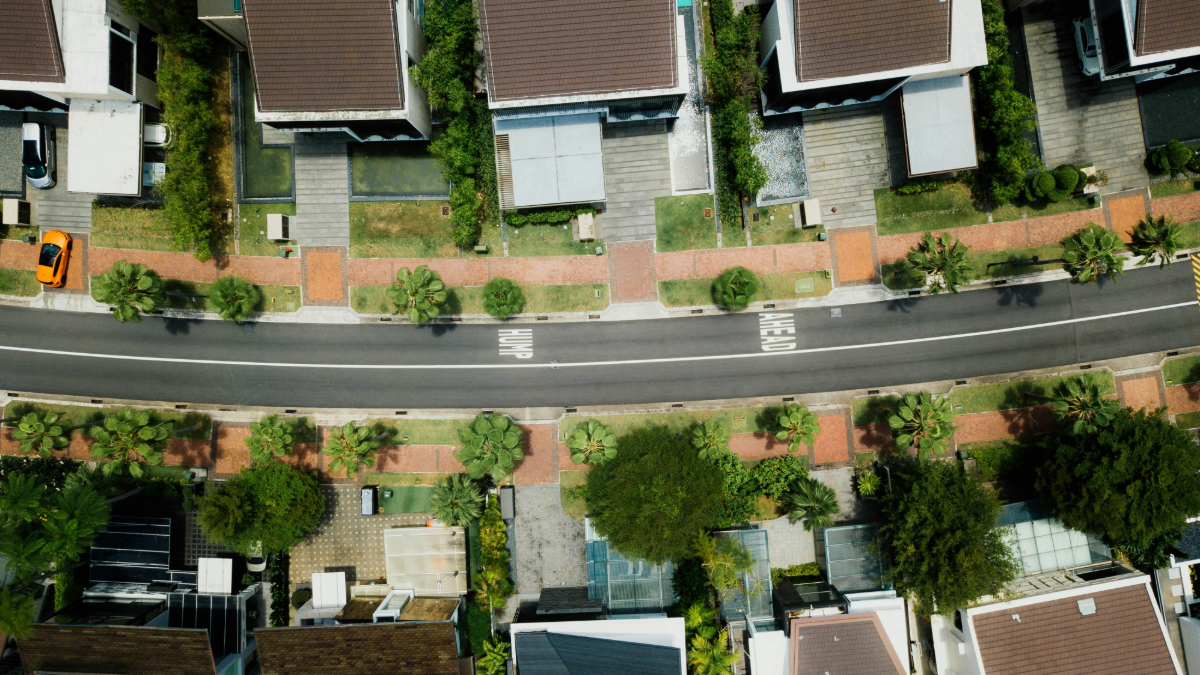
[788, 613, 906, 675]
[1, 0, 65, 83]
[335, 597, 384, 622]
[256, 621, 460, 674]
[17, 624, 217, 675]
[398, 597, 460, 622]
[479, 0, 678, 103]
[972, 583, 1178, 675]
[793, 0, 951, 82]
[243, 0, 404, 113]
[1135, 0, 1200, 56]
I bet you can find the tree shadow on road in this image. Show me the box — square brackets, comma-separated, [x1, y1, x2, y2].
[994, 283, 1043, 308]
[163, 317, 201, 335]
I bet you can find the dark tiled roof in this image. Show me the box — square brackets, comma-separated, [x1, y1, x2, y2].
[255, 621, 459, 674]
[17, 624, 216, 675]
[1, 0, 65, 83]
[972, 583, 1177, 675]
[1136, 0, 1200, 56]
[479, 0, 678, 102]
[335, 597, 384, 622]
[793, 0, 951, 82]
[398, 597, 460, 621]
[788, 613, 906, 675]
[537, 586, 604, 614]
[243, 0, 404, 113]
[515, 632, 682, 675]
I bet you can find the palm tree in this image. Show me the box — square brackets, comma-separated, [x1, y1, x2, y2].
[1062, 224, 1124, 284]
[11, 411, 69, 457]
[429, 473, 484, 527]
[476, 636, 511, 675]
[454, 412, 524, 482]
[482, 277, 525, 320]
[1046, 376, 1120, 435]
[856, 471, 881, 498]
[0, 588, 35, 639]
[324, 422, 386, 478]
[210, 275, 262, 323]
[712, 266, 759, 312]
[88, 407, 172, 477]
[94, 260, 164, 323]
[781, 476, 840, 531]
[566, 419, 618, 465]
[775, 403, 819, 453]
[887, 392, 956, 460]
[692, 420, 730, 461]
[387, 265, 448, 324]
[684, 603, 719, 640]
[246, 415, 294, 463]
[689, 630, 739, 675]
[905, 232, 972, 294]
[1130, 215, 1183, 269]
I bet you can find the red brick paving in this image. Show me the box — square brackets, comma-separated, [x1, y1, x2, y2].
[876, 210, 1101, 265]
[1166, 384, 1200, 414]
[280, 443, 321, 472]
[304, 251, 344, 302]
[214, 426, 251, 475]
[1025, 209, 1097, 247]
[88, 248, 302, 286]
[609, 241, 657, 302]
[832, 231, 876, 283]
[0, 240, 39, 270]
[557, 443, 593, 472]
[372, 445, 446, 473]
[163, 438, 212, 467]
[1108, 195, 1150, 243]
[953, 406, 1056, 444]
[813, 414, 851, 465]
[60, 233, 87, 291]
[1120, 375, 1163, 411]
[1153, 191, 1200, 224]
[728, 432, 793, 460]
[513, 424, 556, 485]
[853, 423, 895, 453]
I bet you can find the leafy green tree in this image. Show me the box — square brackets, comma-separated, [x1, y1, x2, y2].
[455, 412, 524, 481]
[210, 275, 261, 323]
[1062, 224, 1123, 284]
[1130, 215, 1183, 269]
[752, 455, 809, 498]
[888, 393, 956, 460]
[906, 233, 972, 294]
[387, 266, 448, 324]
[781, 476, 840, 531]
[12, 412, 70, 457]
[712, 266, 759, 311]
[476, 636, 511, 675]
[694, 532, 754, 592]
[89, 408, 173, 477]
[857, 471, 881, 498]
[684, 603, 719, 641]
[1046, 376, 1120, 435]
[692, 420, 731, 461]
[566, 420, 618, 466]
[476, 493, 515, 621]
[324, 422, 385, 478]
[775, 403, 819, 453]
[585, 427, 725, 563]
[879, 458, 1018, 616]
[1036, 407, 1200, 547]
[430, 473, 484, 528]
[1150, 139, 1195, 178]
[689, 630, 739, 675]
[196, 462, 325, 555]
[246, 415, 294, 464]
[481, 277, 525, 320]
[94, 261, 164, 323]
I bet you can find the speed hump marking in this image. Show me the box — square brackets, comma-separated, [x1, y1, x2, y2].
[499, 328, 533, 359]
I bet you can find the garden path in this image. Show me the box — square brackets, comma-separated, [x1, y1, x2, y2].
[293, 134, 351, 246]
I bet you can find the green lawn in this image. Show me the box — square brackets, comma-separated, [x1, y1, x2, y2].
[1025, 196, 1096, 218]
[158, 279, 301, 313]
[0, 223, 37, 242]
[949, 371, 1114, 415]
[1150, 179, 1200, 198]
[349, 201, 463, 258]
[1175, 410, 1200, 429]
[560, 406, 779, 440]
[874, 183, 989, 236]
[1176, 221, 1200, 249]
[507, 223, 604, 257]
[851, 396, 901, 426]
[749, 203, 825, 246]
[0, 269, 40, 296]
[1, 401, 211, 439]
[655, 194, 718, 252]
[240, 55, 293, 199]
[560, 470, 588, 520]
[91, 204, 175, 251]
[375, 485, 434, 514]
[237, 203, 297, 256]
[351, 283, 606, 315]
[349, 142, 449, 197]
[141, 464, 197, 479]
[956, 438, 1041, 503]
[658, 270, 832, 308]
[1164, 355, 1200, 385]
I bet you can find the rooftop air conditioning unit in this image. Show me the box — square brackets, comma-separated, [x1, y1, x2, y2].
[267, 213, 290, 241]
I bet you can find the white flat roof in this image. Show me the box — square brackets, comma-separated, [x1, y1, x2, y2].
[495, 112, 605, 208]
[901, 75, 978, 177]
[67, 98, 143, 195]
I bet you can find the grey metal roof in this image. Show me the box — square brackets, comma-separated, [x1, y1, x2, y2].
[716, 530, 773, 622]
[824, 524, 890, 592]
[514, 631, 682, 675]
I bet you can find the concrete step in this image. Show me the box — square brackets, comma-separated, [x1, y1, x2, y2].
[35, 199, 93, 232]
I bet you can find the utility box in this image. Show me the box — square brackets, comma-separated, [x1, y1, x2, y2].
[361, 485, 379, 516]
[267, 213, 291, 241]
[499, 485, 515, 520]
[577, 212, 595, 241]
[801, 199, 822, 227]
[2, 199, 31, 226]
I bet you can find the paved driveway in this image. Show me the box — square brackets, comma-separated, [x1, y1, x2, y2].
[509, 484, 587, 595]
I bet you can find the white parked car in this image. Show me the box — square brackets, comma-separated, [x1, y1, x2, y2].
[22, 122, 55, 189]
[1073, 16, 1101, 77]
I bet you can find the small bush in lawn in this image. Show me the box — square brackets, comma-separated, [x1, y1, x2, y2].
[1025, 164, 1083, 203]
[482, 277, 525, 320]
[712, 266, 759, 311]
[290, 587, 311, 610]
[1150, 140, 1195, 178]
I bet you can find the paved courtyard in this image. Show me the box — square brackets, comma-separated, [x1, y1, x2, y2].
[508, 484, 587, 595]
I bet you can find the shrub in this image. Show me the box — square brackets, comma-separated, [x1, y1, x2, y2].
[896, 178, 945, 195]
[210, 275, 261, 323]
[691, 420, 730, 461]
[89, 408, 172, 477]
[752, 455, 808, 499]
[505, 206, 595, 227]
[585, 426, 725, 563]
[774, 403, 818, 453]
[429, 473, 484, 527]
[693, 532, 753, 592]
[477, 636, 511, 675]
[1025, 164, 1083, 203]
[94, 261, 164, 323]
[156, 49, 218, 260]
[887, 393, 956, 460]
[770, 562, 821, 584]
[1062, 224, 1123, 284]
[246, 415, 294, 464]
[905, 232, 971, 294]
[1150, 140, 1195, 178]
[11, 412, 70, 457]
[475, 494, 514, 613]
[672, 557, 711, 608]
[267, 555, 289, 626]
[712, 266, 759, 311]
[454, 412, 524, 481]
[481, 277, 525, 320]
[289, 587, 311, 610]
[324, 422, 385, 478]
[710, 451, 758, 527]
[387, 266, 448, 323]
[197, 462, 325, 555]
[566, 420, 618, 466]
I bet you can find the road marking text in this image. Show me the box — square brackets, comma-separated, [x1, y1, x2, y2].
[499, 329, 533, 359]
[759, 313, 796, 351]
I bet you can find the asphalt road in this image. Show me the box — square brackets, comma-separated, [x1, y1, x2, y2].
[0, 264, 1196, 408]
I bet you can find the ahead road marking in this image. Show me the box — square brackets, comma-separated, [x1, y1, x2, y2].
[759, 313, 797, 351]
[0, 301, 1191, 370]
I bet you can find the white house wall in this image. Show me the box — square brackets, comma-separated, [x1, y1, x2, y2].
[402, 0, 431, 138]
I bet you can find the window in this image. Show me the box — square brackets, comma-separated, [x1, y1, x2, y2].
[38, 244, 60, 268]
[137, 24, 159, 81]
[953, 610, 963, 633]
[109, 24, 135, 94]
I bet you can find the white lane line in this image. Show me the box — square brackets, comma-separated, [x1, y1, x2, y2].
[0, 301, 1192, 370]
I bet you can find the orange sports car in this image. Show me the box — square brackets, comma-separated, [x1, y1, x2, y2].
[36, 230, 71, 287]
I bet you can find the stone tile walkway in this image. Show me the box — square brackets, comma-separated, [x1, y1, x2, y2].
[594, 122, 672, 242]
[802, 104, 891, 228]
[758, 516, 816, 567]
[508, 484, 587, 595]
[293, 135, 351, 247]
